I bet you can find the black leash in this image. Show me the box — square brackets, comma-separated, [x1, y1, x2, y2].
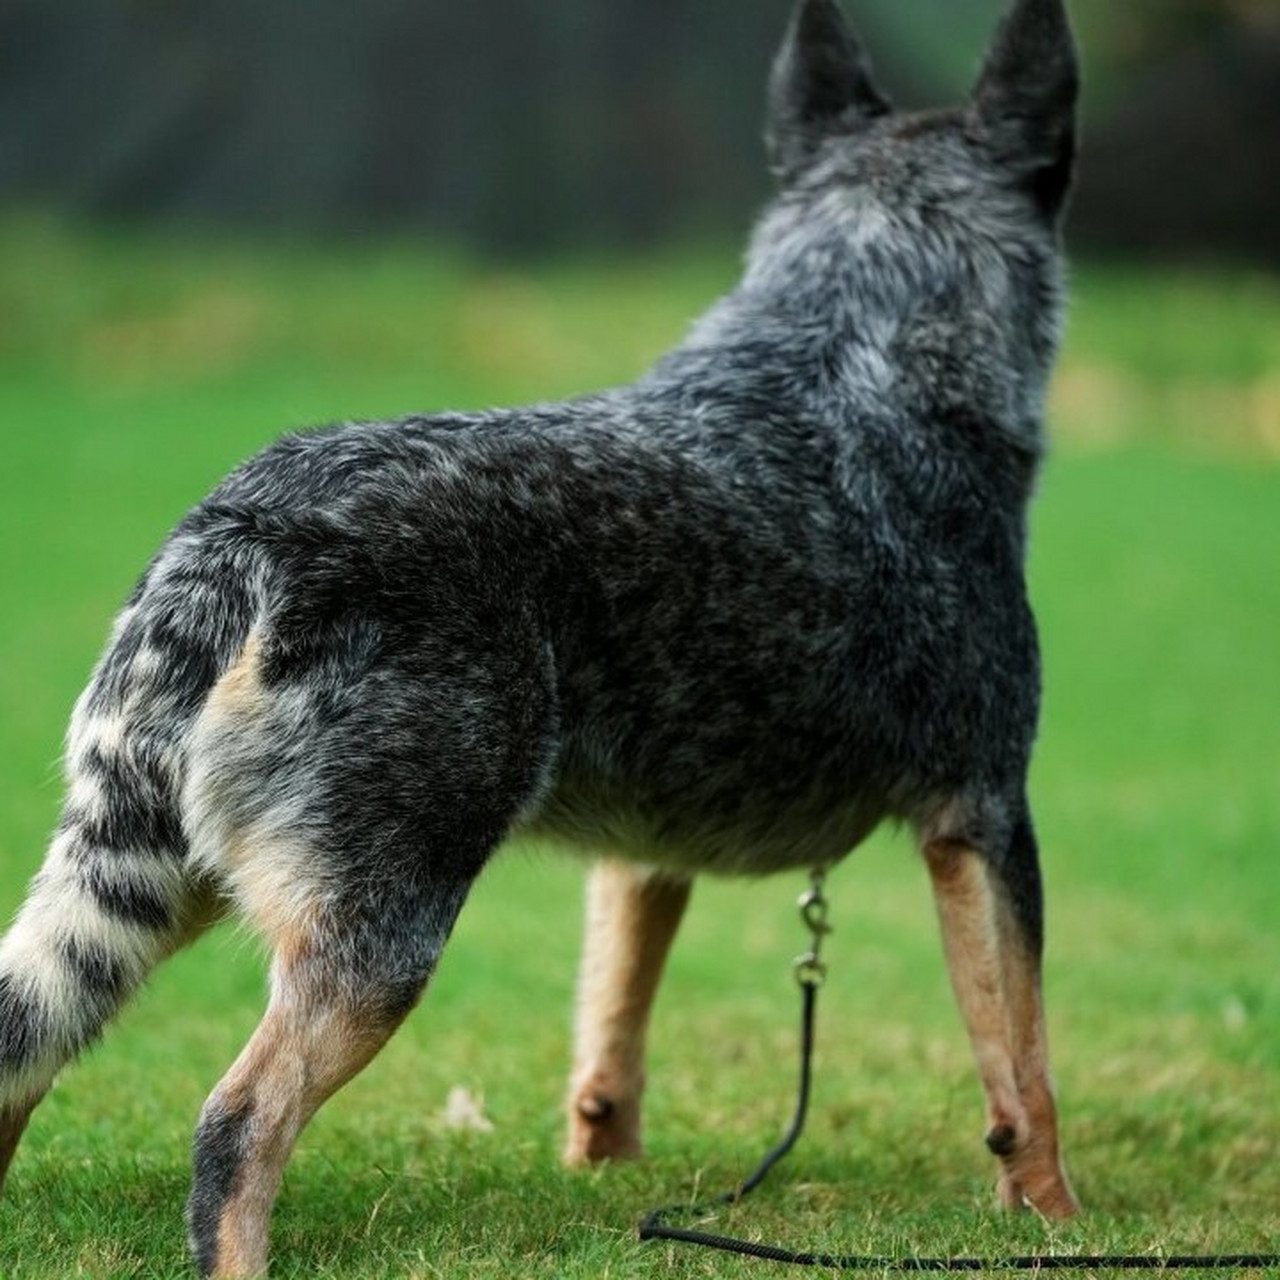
[639, 871, 1279, 1272]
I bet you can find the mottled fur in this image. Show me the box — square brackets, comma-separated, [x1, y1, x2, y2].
[1, 0, 1082, 1273]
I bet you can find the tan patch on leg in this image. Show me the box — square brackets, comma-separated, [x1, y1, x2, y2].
[184, 631, 335, 947]
[564, 861, 691, 1166]
[924, 841, 1079, 1220]
[204, 633, 266, 720]
[925, 846, 1027, 1145]
[992, 919, 1080, 1219]
[221, 830, 326, 951]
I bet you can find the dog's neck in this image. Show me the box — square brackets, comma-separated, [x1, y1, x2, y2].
[644, 188, 1062, 466]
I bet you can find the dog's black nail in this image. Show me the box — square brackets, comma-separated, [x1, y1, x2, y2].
[985, 1125, 1018, 1157]
[577, 1095, 615, 1123]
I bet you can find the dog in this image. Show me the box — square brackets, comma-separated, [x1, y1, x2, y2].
[0, 0, 1082, 1273]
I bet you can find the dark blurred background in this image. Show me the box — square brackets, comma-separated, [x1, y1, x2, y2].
[2, 0, 1278, 263]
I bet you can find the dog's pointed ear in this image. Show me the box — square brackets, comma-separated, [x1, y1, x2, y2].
[970, 0, 1080, 216]
[766, 0, 891, 179]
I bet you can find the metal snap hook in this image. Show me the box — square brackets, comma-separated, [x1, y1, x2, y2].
[794, 869, 832, 987]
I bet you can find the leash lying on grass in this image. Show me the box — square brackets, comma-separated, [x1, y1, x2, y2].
[639, 874, 1279, 1273]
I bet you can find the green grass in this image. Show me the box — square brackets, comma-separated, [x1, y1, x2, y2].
[1, 218, 1278, 1277]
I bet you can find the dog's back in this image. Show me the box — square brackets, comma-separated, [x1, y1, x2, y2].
[0, 2, 1082, 1275]
[166, 69, 1068, 867]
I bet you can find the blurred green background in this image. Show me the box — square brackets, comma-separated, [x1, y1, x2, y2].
[0, 2, 1278, 1275]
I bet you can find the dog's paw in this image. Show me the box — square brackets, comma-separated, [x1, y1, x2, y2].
[997, 1167, 1081, 1220]
[1026, 1178, 1082, 1221]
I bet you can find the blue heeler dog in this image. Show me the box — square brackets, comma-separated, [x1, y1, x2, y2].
[0, 0, 1082, 1273]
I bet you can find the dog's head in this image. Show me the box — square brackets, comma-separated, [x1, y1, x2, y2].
[747, 0, 1080, 427]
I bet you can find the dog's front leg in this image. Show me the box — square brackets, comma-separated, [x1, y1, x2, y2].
[564, 861, 691, 1165]
[922, 810, 1080, 1220]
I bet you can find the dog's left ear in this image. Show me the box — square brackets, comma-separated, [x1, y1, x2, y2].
[766, 0, 892, 180]
[970, 0, 1079, 218]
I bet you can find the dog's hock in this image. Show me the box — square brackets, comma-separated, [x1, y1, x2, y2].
[766, 0, 892, 178]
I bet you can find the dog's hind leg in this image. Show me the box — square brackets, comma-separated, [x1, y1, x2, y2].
[922, 806, 1079, 1220]
[564, 861, 691, 1166]
[183, 618, 557, 1276]
[185, 880, 471, 1280]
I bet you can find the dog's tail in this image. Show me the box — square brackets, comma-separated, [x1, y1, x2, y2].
[0, 510, 264, 1118]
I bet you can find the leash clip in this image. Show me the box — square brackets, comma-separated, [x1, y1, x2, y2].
[794, 869, 832, 988]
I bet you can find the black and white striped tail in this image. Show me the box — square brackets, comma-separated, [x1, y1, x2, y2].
[0, 523, 261, 1110]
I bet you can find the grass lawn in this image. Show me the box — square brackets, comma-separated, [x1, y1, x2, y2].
[0, 219, 1277, 1277]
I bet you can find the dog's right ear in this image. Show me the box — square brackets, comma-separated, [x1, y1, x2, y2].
[766, 0, 891, 180]
[970, 0, 1080, 217]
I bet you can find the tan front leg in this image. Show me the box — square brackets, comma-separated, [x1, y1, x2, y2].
[924, 839, 1079, 1220]
[564, 861, 691, 1165]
